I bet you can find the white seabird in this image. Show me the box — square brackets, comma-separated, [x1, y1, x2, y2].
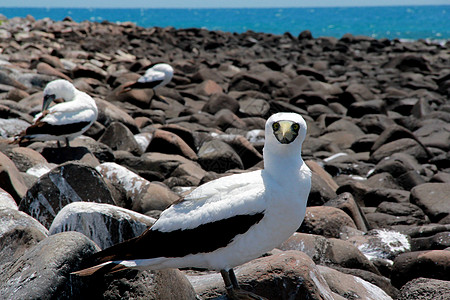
[15, 79, 98, 147]
[120, 63, 174, 103]
[73, 112, 311, 299]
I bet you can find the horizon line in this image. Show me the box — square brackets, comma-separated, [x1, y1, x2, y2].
[2, 4, 449, 9]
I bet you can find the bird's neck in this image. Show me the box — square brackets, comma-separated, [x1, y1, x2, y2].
[263, 146, 303, 180]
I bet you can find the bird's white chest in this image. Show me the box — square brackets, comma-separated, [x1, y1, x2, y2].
[205, 170, 310, 270]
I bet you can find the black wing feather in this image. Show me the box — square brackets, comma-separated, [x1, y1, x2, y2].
[89, 212, 265, 265]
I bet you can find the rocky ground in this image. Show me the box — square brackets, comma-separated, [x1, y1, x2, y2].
[0, 14, 449, 300]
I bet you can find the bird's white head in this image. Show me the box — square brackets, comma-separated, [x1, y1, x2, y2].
[265, 112, 307, 146]
[151, 63, 174, 83]
[263, 112, 308, 178]
[263, 112, 307, 158]
[42, 79, 76, 111]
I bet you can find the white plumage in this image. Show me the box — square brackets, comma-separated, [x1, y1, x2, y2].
[73, 112, 311, 299]
[138, 63, 174, 88]
[16, 79, 98, 147]
[120, 63, 174, 96]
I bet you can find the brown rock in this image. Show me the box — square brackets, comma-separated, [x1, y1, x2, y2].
[306, 160, 339, 191]
[1, 146, 48, 172]
[147, 129, 197, 160]
[202, 92, 239, 114]
[0, 152, 28, 203]
[190, 250, 338, 300]
[195, 79, 223, 96]
[98, 122, 142, 155]
[299, 206, 357, 238]
[325, 192, 370, 232]
[318, 265, 393, 300]
[411, 183, 450, 222]
[391, 250, 450, 288]
[36, 62, 72, 81]
[280, 232, 380, 274]
[95, 98, 139, 133]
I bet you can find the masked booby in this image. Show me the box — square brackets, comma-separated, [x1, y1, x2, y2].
[73, 112, 311, 299]
[120, 63, 174, 103]
[15, 79, 98, 147]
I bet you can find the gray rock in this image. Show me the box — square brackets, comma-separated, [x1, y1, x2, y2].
[198, 139, 244, 173]
[98, 122, 142, 155]
[70, 136, 115, 163]
[396, 277, 450, 300]
[38, 145, 101, 167]
[411, 183, 450, 223]
[376, 202, 429, 224]
[97, 268, 197, 300]
[370, 138, 430, 163]
[347, 100, 387, 118]
[0, 207, 48, 271]
[49, 202, 155, 249]
[0, 188, 18, 209]
[202, 92, 239, 115]
[0, 118, 30, 138]
[318, 265, 393, 300]
[411, 231, 450, 251]
[362, 188, 410, 207]
[0, 231, 98, 299]
[19, 162, 115, 228]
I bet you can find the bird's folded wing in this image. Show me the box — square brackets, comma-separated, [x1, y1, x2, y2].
[77, 171, 267, 267]
[79, 210, 264, 267]
[154, 171, 267, 232]
[138, 70, 165, 83]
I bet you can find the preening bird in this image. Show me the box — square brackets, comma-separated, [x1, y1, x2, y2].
[14, 79, 98, 147]
[72, 112, 311, 299]
[120, 63, 174, 103]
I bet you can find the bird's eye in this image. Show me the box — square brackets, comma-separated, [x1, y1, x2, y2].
[272, 122, 280, 130]
[292, 123, 299, 131]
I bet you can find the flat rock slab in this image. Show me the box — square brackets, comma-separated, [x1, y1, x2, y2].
[49, 202, 155, 249]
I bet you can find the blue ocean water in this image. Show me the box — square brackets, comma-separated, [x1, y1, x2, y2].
[1, 6, 449, 41]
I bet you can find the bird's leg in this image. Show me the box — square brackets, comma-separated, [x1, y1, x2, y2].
[220, 269, 267, 300]
[65, 138, 70, 148]
[57, 140, 62, 148]
[229, 269, 240, 289]
[152, 89, 169, 104]
[221, 269, 234, 293]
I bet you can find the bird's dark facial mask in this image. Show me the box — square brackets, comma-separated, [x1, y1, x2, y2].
[272, 120, 300, 144]
[42, 94, 56, 111]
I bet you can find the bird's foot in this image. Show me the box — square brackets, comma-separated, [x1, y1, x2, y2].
[226, 287, 267, 300]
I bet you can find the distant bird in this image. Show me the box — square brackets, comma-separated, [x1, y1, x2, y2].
[72, 112, 311, 300]
[15, 79, 98, 147]
[120, 63, 174, 103]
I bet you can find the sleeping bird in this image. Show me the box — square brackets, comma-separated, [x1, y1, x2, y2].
[72, 112, 311, 299]
[15, 79, 98, 148]
[120, 63, 174, 103]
